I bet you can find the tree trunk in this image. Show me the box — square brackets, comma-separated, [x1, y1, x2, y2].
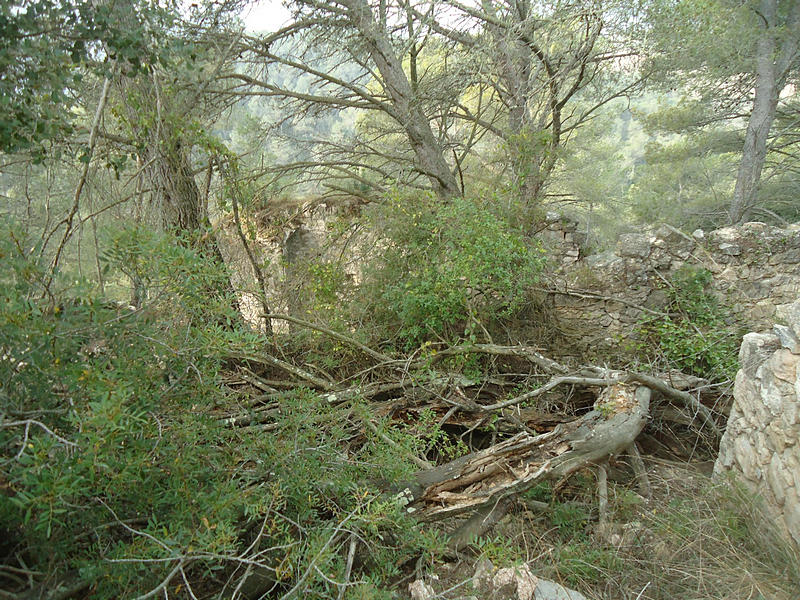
[730, 0, 780, 224]
[149, 140, 203, 232]
[480, 0, 595, 212]
[146, 140, 232, 271]
[400, 384, 650, 519]
[730, 0, 800, 223]
[343, 0, 461, 200]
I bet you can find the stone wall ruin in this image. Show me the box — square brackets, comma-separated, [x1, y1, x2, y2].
[546, 219, 800, 551]
[547, 220, 800, 348]
[713, 301, 800, 549]
[221, 204, 800, 549]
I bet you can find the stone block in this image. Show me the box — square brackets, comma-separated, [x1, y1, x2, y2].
[708, 226, 739, 244]
[720, 242, 742, 256]
[766, 422, 788, 453]
[778, 247, 800, 264]
[769, 348, 799, 382]
[739, 333, 779, 378]
[754, 431, 772, 464]
[785, 497, 800, 547]
[781, 401, 799, 427]
[733, 376, 768, 426]
[767, 454, 786, 507]
[786, 451, 800, 492]
[533, 579, 589, 600]
[759, 374, 786, 416]
[649, 249, 672, 269]
[751, 300, 777, 321]
[733, 436, 760, 481]
[784, 300, 800, 339]
[618, 233, 651, 258]
[583, 251, 621, 271]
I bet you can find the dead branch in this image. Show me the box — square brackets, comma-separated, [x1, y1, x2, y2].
[400, 385, 651, 524]
[45, 76, 113, 285]
[623, 372, 720, 437]
[480, 375, 610, 411]
[225, 161, 274, 337]
[536, 285, 669, 318]
[264, 313, 394, 363]
[2, 419, 78, 459]
[233, 353, 335, 391]
[627, 442, 652, 499]
[428, 343, 569, 374]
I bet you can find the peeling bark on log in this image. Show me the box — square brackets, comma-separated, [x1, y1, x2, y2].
[398, 385, 650, 525]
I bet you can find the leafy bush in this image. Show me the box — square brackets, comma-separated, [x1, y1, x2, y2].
[361, 193, 546, 348]
[1, 225, 248, 593]
[642, 265, 738, 381]
[0, 224, 440, 598]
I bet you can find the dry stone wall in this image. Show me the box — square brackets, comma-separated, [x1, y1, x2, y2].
[550, 221, 800, 345]
[713, 301, 800, 549]
[222, 204, 800, 341]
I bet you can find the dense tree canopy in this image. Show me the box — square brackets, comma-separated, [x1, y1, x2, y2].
[0, 0, 184, 155]
[644, 0, 800, 223]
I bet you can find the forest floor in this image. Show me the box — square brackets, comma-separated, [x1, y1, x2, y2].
[394, 458, 799, 600]
[223, 324, 800, 600]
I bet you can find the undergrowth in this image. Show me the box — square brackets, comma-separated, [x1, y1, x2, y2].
[359, 193, 546, 349]
[0, 225, 444, 598]
[638, 265, 739, 382]
[464, 464, 799, 600]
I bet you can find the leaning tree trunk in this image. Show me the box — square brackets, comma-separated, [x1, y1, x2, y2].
[730, 0, 781, 224]
[730, 0, 800, 224]
[343, 0, 461, 201]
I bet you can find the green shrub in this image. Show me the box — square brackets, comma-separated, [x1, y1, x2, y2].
[0, 224, 440, 597]
[472, 534, 522, 565]
[1, 225, 249, 594]
[550, 501, 591, 539]
[361, 193, 546, 348]
[642, 265, 738, 381]
[554, 541, 623, 585]
[523, 481, 554, 503]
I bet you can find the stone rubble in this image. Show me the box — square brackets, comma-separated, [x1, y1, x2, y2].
[469, 559, 588, 600]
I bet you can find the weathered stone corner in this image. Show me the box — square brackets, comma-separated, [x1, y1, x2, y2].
[714, 299, 800, 549]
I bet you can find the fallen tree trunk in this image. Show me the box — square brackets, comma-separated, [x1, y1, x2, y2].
[221, 323, 728, 551]
[217, 316, 731, 567]
[396, 384, 650, 546]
